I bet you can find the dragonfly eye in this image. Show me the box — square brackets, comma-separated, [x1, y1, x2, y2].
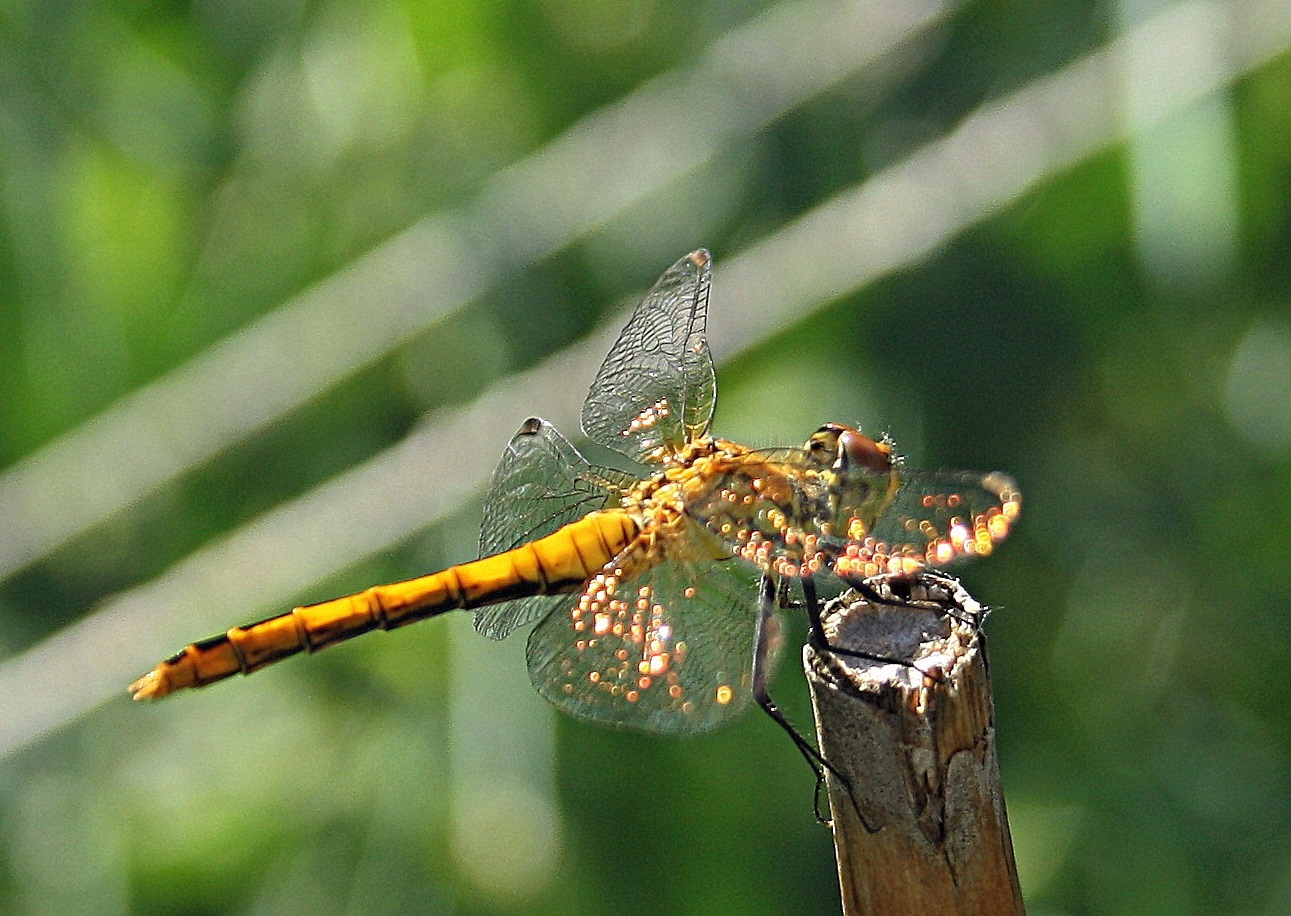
[806, 423, 892, 474]
[805, 424, 844, 462]
[833, 426, 892, 475]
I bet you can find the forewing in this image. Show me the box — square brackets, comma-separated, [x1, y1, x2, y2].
[525, 550, 761, 734]
[581, 250, 715, 462]
[831, 469, 1022, 579]
[475, 417, 634, 640]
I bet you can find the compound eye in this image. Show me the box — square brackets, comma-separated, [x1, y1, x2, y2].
[805, 423, 844, 459]
[836, 427, 891, 474]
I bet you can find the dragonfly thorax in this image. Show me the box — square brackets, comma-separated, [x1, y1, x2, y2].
[608, 424, 906, 583]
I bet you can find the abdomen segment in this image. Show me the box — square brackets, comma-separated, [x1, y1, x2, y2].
[129, 509, 638, 699]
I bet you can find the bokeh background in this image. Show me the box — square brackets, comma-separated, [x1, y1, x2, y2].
[1, 0, 1289, 913]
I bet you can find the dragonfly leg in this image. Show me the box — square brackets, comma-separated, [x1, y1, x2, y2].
[805, 575, 907, 668]
[808, 576, 921, 670]
[833, 573, 893, 608]
[753, 574, 856, 826]
[839, 571, 983, 629]
[813, 575, 972, 678]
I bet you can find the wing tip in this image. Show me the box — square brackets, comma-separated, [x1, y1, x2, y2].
[980, 471, 1023, 513]
[517, 416, 546, 437]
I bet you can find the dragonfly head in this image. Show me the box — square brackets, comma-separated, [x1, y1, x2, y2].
[805, 423, 892, 475]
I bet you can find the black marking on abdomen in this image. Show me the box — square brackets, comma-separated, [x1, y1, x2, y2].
[304, 613, 377, 648]
[192, 633, 230, 652]
[468, 573, 545, 607]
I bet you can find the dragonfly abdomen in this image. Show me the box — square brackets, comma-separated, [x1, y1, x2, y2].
[129, 509, 639, 700]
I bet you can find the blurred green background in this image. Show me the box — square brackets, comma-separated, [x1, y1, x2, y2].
[2, 0, 1290, 913]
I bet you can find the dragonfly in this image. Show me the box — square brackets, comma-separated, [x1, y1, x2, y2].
[131, 249, 1019, 790]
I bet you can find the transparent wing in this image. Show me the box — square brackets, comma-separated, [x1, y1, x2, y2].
[474, 417, 635, 640]
[478, 417, 631, 555]
[525, 542, 762, 734]
[679, 441, 1021, 581]
[831, 469, 1022, 579]
[581, 250, 715, 463]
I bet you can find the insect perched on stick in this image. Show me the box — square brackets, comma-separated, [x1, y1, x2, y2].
[131, 249, 1020, 797]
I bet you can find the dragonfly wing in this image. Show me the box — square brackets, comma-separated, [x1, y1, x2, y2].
[475, 417, 634, 640]
[832, 469, 1022, 577]
[526, 547, 762, 734]
[478, 417, 630, 555]
[581, 250, 715, 462]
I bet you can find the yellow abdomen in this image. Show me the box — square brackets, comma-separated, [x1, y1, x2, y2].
[129, 509, 639, 699]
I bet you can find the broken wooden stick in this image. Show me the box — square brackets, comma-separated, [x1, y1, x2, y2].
[805, 572, 1024, 915]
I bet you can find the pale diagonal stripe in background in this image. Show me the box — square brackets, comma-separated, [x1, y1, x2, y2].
[0, 0, 1286, 758]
